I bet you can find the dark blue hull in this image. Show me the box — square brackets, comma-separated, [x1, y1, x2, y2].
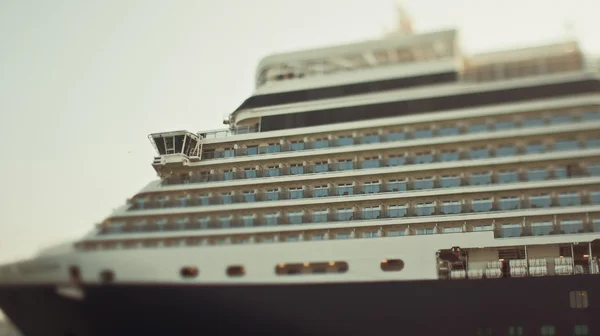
[0, 276, 598, 335]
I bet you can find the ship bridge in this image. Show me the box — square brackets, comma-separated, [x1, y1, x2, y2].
[148, 131, 201, 175]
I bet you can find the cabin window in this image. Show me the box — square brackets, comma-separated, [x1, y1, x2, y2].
[381, 259, 404, 271]
[570, 290, 589, 308]
[226, 266, 245, 277]
[526, 143, 545, 154]
[180, 267, 198, 278]
[574, 324, 589, 335]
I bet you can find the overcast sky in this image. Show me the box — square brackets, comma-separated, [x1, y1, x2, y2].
[0, 0, 599, 267]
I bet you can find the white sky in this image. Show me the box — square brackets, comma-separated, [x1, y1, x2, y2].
[0, 0, 599, 266]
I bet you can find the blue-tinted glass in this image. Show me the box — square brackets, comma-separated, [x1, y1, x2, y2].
[498, 171, 517, 183]
[531, 223, 552, 236]
[314, 139, 329, 148]
[387, 131, 405, 141]
[179, 197, 187, 207]
[363, 184, 380, 193]
[244, 169, 256, 178]
[267, 144, 280, 153]
[197, 218, 209, 229]
[242, 216, 254, 227]
[337, 161, 353, 170]
[221, 194, 232, 204]
[414, 179, 434, 190]
[199, 195, 210, 205]
[415, 153, 433, 164]
[290, 166, 304, 174]
[593, 219, 600, 232]
[223, 149, 235, 157]
[336, 211, 352, 221]
[523, 119, 544, 127]
[440, 177, 460, 188]
[562, 220, 583, 234]
[558, 193, 580, 206]
[468, 124, 488, 133]
[267, 167, 280, 177]
[243, 192, 255, 202]
[266, 191, 279, 201]
[289, 190, 303, 199]
[414, 129, 433, 139]
[527, 169, 547, 181]
[582, 111, 600, 121]
[496, 146, 516, 157]
[441, 152, 459, 161]
[495, 121, 514, 130]
[587, 138, 600, 148]
[363, 209, 380, 219]
[313, 212, 328, 222]
[136, 199, 145, 209]
[470, 148, 489, 159]
[555, 140, 579, 151]
[388, 230, 405, 236]
[337, 186, 353, 196]
[472, 200, 492, 212]
[387, 182, 406, 192]
[247, 146, 258, 155]
[591, 192, 600, 204]
[554, 167, 567, 179]
[362, 135, 380, 144]
[526, 144, 544, 154]
[439, 127, 458, 136]
[219, 217, 231, 228]
[314, 188, 328, 197]
[387, 156, 405, 166]
[224, 171, 234, 180]
[336, 233, 351, 239]
[290, 142, 305, 151]
[265, 216, 278, 226]
[442, 202, 461, 214]
[416, 205, 435, 216]
[388, 207, 407, 217]
[315, 163, 329, 172]
[417, 228, 434, 235]
[499, 198, 520, 210]
[288, 214, 303, 224]
[336, 137, 354, 146]
[362, 159, 380, 168]
[470, 173, 491, 185]
[530, 195, 551, 208]
[589, 164, 600, 176]
[550, 115, 571, 124]
[501, 224, 521, 238]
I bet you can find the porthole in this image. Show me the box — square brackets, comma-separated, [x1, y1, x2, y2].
[227, 265, 246, 277]
[99, 270, 115, 284]
[381, 259, 404, 271]
[180, 267, 198, 278]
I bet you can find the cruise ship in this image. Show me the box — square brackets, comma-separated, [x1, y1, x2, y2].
[1, 8, 600, 336]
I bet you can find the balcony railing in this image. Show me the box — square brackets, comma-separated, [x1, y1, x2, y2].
[132, 170, 600, 211]
[99, 201, 600, 237]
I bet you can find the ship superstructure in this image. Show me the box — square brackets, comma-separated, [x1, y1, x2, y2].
[1, 9, 600, 336]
